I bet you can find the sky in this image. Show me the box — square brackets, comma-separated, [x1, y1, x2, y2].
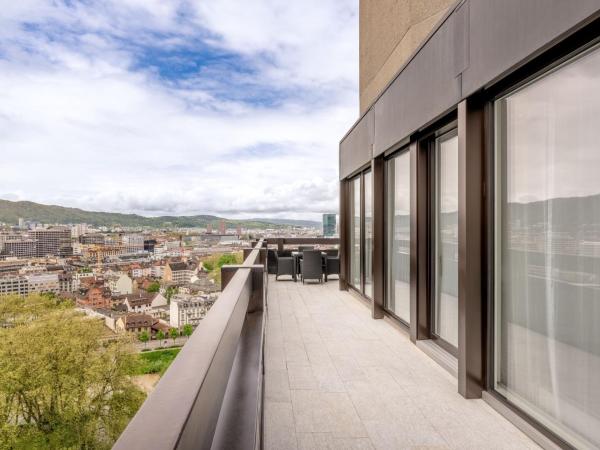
[0, 0, 359, 221]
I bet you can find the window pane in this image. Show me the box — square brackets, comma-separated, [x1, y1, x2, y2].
[433, 131, 458, 348]
[350, 177, 361, 288]
[495, 45, 600, 449]
[386, 152, 411, 322]
[364, 171, 373, 297]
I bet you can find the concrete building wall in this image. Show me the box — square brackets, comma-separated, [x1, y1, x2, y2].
[359, 0, 455, 113]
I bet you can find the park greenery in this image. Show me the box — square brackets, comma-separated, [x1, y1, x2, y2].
[201, 252, 243, 286]
[0, 294, 145, 449]
[135, 348, 181, 376]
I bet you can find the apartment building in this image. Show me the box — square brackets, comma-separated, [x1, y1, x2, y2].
[169, 294, 209, 328]
[0, 275, 29, 296]
[26, 273, 60, 294]
[31, 227, 72, 257]
[107, 273, 134, 295]
[163, 261, 195, 285]
[338, 2, 600, 449]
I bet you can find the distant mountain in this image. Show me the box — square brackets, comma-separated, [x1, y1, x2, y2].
[0, 199, 314, 230]
[251, 218, 321, 228]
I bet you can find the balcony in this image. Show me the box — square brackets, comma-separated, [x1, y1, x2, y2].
[263, 276, 538, 450]
[115, 238, 538, 450]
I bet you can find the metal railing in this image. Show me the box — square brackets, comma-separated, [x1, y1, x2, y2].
[264, 237, 339, 251]
[113, 240, 267, 450]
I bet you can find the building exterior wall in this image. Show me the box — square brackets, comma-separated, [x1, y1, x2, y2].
[359, 0, 455, 113]
[340, 1, 600, 448]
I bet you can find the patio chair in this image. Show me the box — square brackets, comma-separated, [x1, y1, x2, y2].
[324, 254, 340, 282]
[299, 250, 324, 284]
[275, 250, 295, 281]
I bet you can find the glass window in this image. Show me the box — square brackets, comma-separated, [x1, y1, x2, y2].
[364, 171, 373, 297]
[495, 45, 600, 449]
[432, 130, 459, 348]
[350, 176, 361, 288]
[386, 151, 411, 322]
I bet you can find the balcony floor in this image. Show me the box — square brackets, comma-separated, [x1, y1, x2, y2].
[264, 276, 539, 450]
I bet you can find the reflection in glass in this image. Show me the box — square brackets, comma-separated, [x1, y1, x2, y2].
[350, 177, 361, 288]
[386, 152, 411, 322]
[433, 131, 458, 348]
[495, 45, 600, 449]
[364, 171, 373, 297]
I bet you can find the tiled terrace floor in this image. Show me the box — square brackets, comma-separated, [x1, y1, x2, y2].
[264, 276, 539, 450]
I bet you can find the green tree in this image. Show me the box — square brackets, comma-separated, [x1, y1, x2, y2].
[138, 330, 150, 348]
[164, 287, 178, 302]
[156, 330, 165, 347]
[146, 281, 160, 293]
[182, 324, 193, 340]
[217, 253, 241, 268]
[202, 261, 214, 272]
[0, 296, 145, 449]
[169, 327, 179, 345]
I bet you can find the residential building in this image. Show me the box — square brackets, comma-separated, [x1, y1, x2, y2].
[77, 285, 112, 309]
[322, 213, 337, 237]
[163, 261, 194, 285]
[26, 273, 60, 294]
[169, 294, 209, 328]
[219, 219, 225, 235]
[108, 273, 134, 295]
[115, 313, 154, 334]
[31, 227, 72, 257]
[0, 275, 29, 296]
[58, 272, 78, 293]
[337, 2, 600, 449]
[123, 292, 167, 315]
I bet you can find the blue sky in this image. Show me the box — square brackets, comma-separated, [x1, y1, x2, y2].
[0, 0, 358, 220]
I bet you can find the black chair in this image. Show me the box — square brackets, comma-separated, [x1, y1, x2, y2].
[275, 250, 295, 281]
[324, 254, 340, 282]
[299, 250, 324, 284]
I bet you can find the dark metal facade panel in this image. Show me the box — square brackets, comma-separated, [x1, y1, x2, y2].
[463, 0, 600, 97]
[339, 109, 373, 180]
[372, 11, 463, 157]
[342, 0, 600, 169]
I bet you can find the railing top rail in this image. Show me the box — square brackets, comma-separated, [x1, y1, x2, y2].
[113, 240, 265, 450]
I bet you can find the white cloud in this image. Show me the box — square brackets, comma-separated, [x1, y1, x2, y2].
[0, 0, 358, 221]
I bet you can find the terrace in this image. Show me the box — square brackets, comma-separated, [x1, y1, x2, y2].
[114, 238, 538, 450]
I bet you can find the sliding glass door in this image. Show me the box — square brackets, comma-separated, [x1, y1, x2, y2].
[432, 130, 459, 350]
[350, 176, 361, 288]
[495, 44, 600, 449]
[385, 150, 411, 323]
[364, 171, 373, 298]
[348, 170, 372, 297]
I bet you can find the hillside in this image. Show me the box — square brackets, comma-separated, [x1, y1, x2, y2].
[0, 200, 320, 230]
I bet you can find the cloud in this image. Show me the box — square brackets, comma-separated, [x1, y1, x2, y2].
[0, 0, 358, 221]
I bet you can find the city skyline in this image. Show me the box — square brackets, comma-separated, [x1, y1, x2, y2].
[0, 1, 357, 221]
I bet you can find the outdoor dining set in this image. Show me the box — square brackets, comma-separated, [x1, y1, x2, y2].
[274, 246, 340, 283]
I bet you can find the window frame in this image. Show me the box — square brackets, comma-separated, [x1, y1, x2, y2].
[428, 127, 459, 357]
[488, 38, 600, 450]
[383, 146, 411, 326]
